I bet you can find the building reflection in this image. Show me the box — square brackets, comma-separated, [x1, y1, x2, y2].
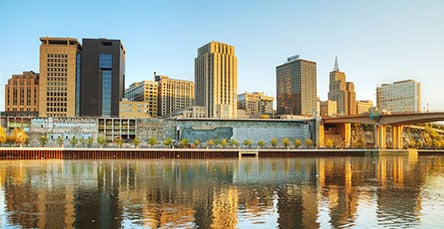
[0, 155, 441, 228]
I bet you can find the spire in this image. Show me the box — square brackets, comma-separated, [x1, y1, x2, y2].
[333, 56, 339, 71]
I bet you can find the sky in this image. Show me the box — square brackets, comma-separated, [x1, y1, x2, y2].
[1, 0, 443, 111]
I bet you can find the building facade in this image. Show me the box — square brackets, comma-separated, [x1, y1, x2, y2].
[119, 99, 151, 118]
[376, 80, 421, 112]
[328, 57, 356, 115]
[356, 100, 373, 114]
[39, 37, 81, 118]
[320, 100, 337, 117]
[5, 71, 39, 116]
[346, 82, 356, 115]
[124, 80, 158, 118]
[195, 41, 237, 118]
[276, 56, 317, 116]
[237, 92, 274, 118]
[155, 73, 194, 117]
[80, 38, 126, 117]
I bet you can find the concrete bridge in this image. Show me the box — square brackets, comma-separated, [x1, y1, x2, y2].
[321, 112, 444, 149]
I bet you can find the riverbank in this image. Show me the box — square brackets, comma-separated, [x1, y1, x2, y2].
[1, 147, 443, 160]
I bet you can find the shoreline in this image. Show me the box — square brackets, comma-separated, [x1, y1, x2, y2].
[1, 147, 443, 160]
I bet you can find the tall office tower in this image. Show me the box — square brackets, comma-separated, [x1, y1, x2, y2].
[155, 72, 194, 117]
[376, 79, 421, 112]
[39, 37, 81, 117]
[276, 55, 317, 116]
[5, 71, 39, 116]
[195, 41, 237, 118]
[124, 80, 158, 118]
[237, 92, 274, 118]
[346, 82, 356, 115]
[328, 57, 356, 115]
[80, 38, 126, 117]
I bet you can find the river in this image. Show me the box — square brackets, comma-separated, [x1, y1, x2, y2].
[0, 155, 443, 228]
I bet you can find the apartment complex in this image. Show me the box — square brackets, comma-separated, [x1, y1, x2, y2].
[5, 71, 39, 116]
[39, 37, 81, 117]
[376, 79, 421, 112]
[276, 55, 317, 116]
[155, 73, 194, 117]
[237, 92, 274, 118]
[195, 41, 238, 118]
[328, 58, 356, 115]
[80, 38, 126, 117]
[124, 80, 158, 118]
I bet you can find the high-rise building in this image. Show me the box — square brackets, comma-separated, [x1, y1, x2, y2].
[195, 41, 237, 118]
[376, 80, 421, 112]
[124, 80, 158, 118]
[276, 55, 317, 116]
[155, 72, 194, 117]
[346, 82, 356, 115]
[80, 38, 126, 117]
[39, 37, 81, 117]
[5, 71, 39, 116]
[356, 100, 373, 114]
[237, 92, 274, 118]
[328, 57, 356, 115]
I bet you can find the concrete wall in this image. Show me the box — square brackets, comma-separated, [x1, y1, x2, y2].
[174, 118, 314, 145]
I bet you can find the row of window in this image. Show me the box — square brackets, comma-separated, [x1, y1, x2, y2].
[47, 92, 67, 97]
[47, 63, 67, 67]
[48, 97, 67, 102]
[48, 73, 68, 77]
[47, 108, 67, 112]
[47, 87, 67, 92]
[47, 54, 68, 58]
[47, 77, 67, 81]
[47, 68, 67, 72]
[47, 82, 67, 86]
[47, 102, 67, 107]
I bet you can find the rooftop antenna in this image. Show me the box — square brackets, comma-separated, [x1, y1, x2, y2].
[333, 56, 340, 71]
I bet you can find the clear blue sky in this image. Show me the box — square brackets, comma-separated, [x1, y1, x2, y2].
[1, 0, 443, 111]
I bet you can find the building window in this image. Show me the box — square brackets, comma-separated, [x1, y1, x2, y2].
[101, 70, 112, 116]
[99, 54, 112, 69]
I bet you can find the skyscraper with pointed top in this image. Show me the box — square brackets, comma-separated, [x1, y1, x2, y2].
[328, 57, 356, 115]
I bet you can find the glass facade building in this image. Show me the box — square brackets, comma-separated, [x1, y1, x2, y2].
[79, 39, 126, 117]
[276, 56, 317, 116]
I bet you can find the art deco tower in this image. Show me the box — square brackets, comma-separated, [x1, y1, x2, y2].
[195, 41, 237, 118]
[328, 57, 356, 115]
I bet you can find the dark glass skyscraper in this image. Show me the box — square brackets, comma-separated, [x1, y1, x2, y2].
[276, 55, 317, 116]
[79, 38, 126, 117]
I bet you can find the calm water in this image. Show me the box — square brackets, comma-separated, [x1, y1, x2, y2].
[0, 155, 443, 228]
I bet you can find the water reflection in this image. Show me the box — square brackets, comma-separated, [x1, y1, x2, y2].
[0, 155, 443, 228]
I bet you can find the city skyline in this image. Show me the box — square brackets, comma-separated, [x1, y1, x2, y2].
[1, 1, 443, 111]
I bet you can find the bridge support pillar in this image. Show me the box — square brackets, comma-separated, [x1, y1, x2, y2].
[393, 125, 404, 149]
[376, 125, 387, 149]
[318, 122, 325, 148]
[344, 123, 351, 148]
